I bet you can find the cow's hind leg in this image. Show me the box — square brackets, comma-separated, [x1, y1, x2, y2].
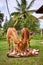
[7, 39, 11, 51]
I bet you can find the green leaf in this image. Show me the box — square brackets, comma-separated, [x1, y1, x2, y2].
[16, 0, 21, 7]
[27, 0, 35, 9]
[14, 7, 21, 11]
[11, 12, 20, 16]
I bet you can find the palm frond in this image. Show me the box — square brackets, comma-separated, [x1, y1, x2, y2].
[11, 12, 20, 16]
[16, 0, 21, 8]
[21, 0, 27, 9]
[14, 20, 18, 26]
[21, 0, 27, 6]
[12, 15, 19, 21]
[12, 14, 24, 21]
[27, 0, 35, 9]
[14, 7, 21, 11]
[27, 10, 36, 12]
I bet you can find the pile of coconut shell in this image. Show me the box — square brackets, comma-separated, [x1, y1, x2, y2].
[7, 48, 39, 57]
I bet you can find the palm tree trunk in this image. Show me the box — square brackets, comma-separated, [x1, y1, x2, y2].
[6, 0, 11, 18]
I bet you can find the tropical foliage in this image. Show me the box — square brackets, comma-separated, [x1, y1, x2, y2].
[3, 0, 39, 33]
[3, 13, 39, 32]
[0, 12, 4, 27]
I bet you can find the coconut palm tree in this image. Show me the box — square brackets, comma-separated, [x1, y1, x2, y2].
[10, 0, 36, 27]
[3, 0, 39, 32]
[11, 0, 36, 18]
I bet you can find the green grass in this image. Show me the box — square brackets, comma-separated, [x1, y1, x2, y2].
[0, 38, 43, 65]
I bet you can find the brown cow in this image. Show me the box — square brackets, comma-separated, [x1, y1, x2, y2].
[6, 28, 27, 52]
[6, 28, 20, 51]
[21, 28, 30, 47]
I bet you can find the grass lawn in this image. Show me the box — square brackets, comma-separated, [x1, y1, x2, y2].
[0, 38, 43, 65]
